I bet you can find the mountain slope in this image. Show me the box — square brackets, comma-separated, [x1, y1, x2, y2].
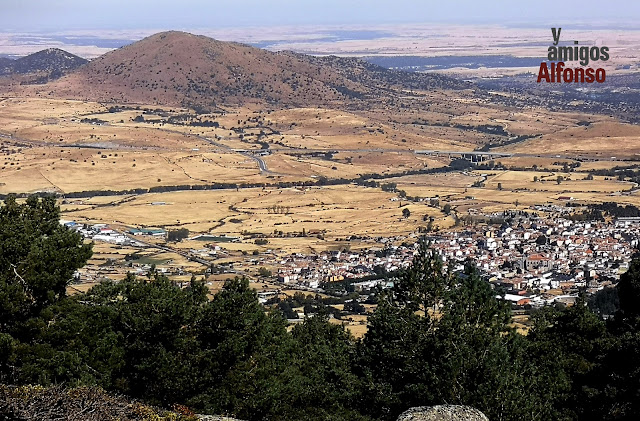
[11, 48, 88, 75]
[44, 31, 467, 108]
[0, 57, 13, 75]
[0, 49, 88, 83]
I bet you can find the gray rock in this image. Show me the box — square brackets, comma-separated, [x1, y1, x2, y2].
[397, 405, 489, 421]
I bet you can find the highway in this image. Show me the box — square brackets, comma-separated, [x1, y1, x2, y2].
[0, 125, 270, 174]
[1, 128, 624, 173]
[414, 150, 513, 157]
[157, 128, 273, 174]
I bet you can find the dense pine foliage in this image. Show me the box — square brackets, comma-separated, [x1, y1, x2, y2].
[1, 195, 640, 420]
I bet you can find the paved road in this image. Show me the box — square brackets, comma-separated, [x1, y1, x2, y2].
[113, 229, 253, 278]
[415, 149, 513, 157]
[157, 128, 273, 174]
[1, 129, 623, 169]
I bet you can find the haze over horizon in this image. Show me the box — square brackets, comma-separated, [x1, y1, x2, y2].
[2, 1, 640, 61]
[3, 0, 640, 31]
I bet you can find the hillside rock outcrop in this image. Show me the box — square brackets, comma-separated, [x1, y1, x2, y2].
[397, 405, 489, 421]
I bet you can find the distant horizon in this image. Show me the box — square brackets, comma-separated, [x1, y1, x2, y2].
[3, 20, 640, 61]
[4, 20, 640, 35]
[3, 0, 640, 32]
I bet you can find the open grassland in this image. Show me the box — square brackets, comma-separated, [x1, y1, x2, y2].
[68, 241, 209, 295]
[388, 169, 638, 214]
[489, 157, 640, 172]
[264, 151, 439, 179]
[0, 146, 266, 194]
[484, 171, 633, 193]
[503, 121, 640, 159]
[0, 98, 482, 194]
[3, 96, 640, 249]
[62, 186, 451, 242]
[55, 166, 638, 246]
[331, 316, 369, 339]
[2, 96, 635, 197]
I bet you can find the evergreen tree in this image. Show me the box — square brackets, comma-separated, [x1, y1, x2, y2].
[0, 195, 92, 383]
[357, 243, 553, 420]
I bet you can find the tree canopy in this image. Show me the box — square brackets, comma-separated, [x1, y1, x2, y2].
[2, 197, 640, 420]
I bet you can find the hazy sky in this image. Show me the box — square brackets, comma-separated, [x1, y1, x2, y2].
[2, 0, 639, 31]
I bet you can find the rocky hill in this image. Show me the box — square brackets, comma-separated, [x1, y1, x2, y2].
[0, 48, 88, 84]
[0, 386, 486, 421]
[0, 57, 13, 75]
[42, 31, 467, 108]
[397, 405, 489, 420]
[11, 48, 88, 75]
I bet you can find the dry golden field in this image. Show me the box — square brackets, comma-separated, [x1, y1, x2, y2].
[1, 95, 633, 194]
[0, 147, 274, 194]
[503, 121, 640, 159]
[1, 89, 639, 274]
[386, 168, 639, 215]
[62, 186, 448, 241]
[0, 98, 482, 194]
[2, 95, 639, 246]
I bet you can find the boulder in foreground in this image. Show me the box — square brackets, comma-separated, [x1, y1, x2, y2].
[397, 405, 489, 421]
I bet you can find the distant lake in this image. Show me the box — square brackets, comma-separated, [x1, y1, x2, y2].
[364, 55, 543, 71]
[11, 35, 135, 49]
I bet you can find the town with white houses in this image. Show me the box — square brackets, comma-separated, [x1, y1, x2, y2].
[64, 204, 640, 310]
[273, 214, 638, 307]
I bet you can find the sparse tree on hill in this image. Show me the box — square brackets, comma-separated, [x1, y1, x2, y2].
[426, 219, 434, 232]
